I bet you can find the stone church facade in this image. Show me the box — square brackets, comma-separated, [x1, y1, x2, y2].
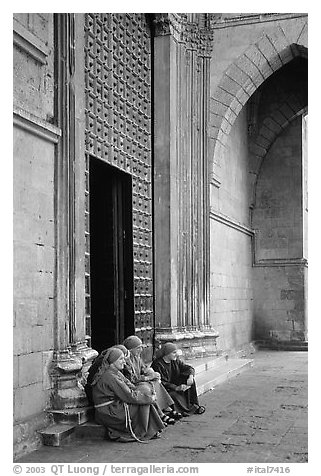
[13, 13, 308, 458]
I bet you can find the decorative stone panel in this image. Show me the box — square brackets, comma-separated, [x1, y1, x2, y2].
[84, 14, 153, 349]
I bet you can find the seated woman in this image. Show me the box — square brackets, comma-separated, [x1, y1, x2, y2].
[85, 345, 137, 407]
[91, 347, 165, 442]
[123, 335, 177, 424]
[151, 342, 205, 416]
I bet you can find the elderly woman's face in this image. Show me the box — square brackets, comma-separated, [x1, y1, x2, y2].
[111, 355, 126, 371]
[167, 350, 178, 361]
[130, 345, 143, 357]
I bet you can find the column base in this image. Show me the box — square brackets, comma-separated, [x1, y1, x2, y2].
[154, 325, 219, 359]
[50, 343, 98, 411]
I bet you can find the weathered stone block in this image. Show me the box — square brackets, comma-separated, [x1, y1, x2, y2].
[13, 355, 19, 389]
[236, 55, 262, 87]
[18, 352, 43, 387]
[14, 382, 49, 421]
[30, 13, 50, 44]
[257, 36, 283, 71]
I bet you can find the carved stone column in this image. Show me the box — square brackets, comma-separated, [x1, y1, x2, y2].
[153, 14, 218, 358]
[51, 13, 97, 411]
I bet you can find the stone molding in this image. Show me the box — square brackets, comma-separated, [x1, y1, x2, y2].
[211, 13, 307, 29]
[13, 106, 61, 144]
[70, 340, 98, 365]
[210, 208, 254, 237]
[154, 326, 219, 359]
[13, 18, 49, 65]
[253, 257, 308, 268]
[155, 326, 219, 341]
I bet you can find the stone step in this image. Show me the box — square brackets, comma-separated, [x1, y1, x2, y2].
[186, 355, 228, 375]
[195, 357, 254, 395]
[73, 420, 107, 440]
[39, 423, 77, 446]
[48, 406, 94, 425]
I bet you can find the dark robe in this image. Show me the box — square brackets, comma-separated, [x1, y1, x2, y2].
[124, 355, 174, 412]
[151, 357, 200, 414]
[92, 366, 165, 441]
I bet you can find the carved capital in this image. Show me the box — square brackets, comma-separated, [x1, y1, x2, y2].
[184, 22, 214, 56]
[153, 13, 185, 39]
[153, 13, 171, 36]
[153, 13, 214, 57]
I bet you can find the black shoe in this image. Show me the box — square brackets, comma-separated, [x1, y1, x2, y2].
[168, 410, 183, 420]
[162, 415, 176, 425]
[194, 405, 206, 414]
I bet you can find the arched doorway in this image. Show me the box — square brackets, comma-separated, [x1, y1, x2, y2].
[209, 34, 308, 348]
[250, 57, 308, 343]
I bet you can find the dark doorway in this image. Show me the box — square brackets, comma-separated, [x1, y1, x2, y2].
[89, 158, 134, 354]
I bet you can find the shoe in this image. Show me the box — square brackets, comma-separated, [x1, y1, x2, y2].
[168, 410, 183, 420]
[152, 431, 162, 439]
[194, 405, 206, 414]
[105, 430, 120, 441]
[162, 415, 176, 425]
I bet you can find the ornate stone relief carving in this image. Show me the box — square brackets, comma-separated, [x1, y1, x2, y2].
[153, 13, 214, 57]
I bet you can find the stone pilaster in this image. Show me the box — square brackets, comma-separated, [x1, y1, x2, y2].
[153, 14, 218, 357]
[51, 13, 97, 411]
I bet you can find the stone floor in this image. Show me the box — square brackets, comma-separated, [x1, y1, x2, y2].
[17, 350, 308, 464]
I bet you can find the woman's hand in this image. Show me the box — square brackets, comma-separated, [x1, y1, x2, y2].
[145, 367, 155, 376]
[186, 375, 194, 386]
[144, 370, 161, 381]
[176, 384, 190, 392]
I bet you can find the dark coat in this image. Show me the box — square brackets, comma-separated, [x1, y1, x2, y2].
[151, 357, 199, 414]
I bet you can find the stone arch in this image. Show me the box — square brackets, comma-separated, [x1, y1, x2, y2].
[209, 24, 308, 174]
[249, 100, 308, 208]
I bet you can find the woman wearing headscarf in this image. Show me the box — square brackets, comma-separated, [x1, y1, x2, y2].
[91, 347, 165, 442]
[85, 344, 132, 406]
[151, 342, 206, 416]
[123, 335, 177, 424]
[112, 342, 175, 425]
